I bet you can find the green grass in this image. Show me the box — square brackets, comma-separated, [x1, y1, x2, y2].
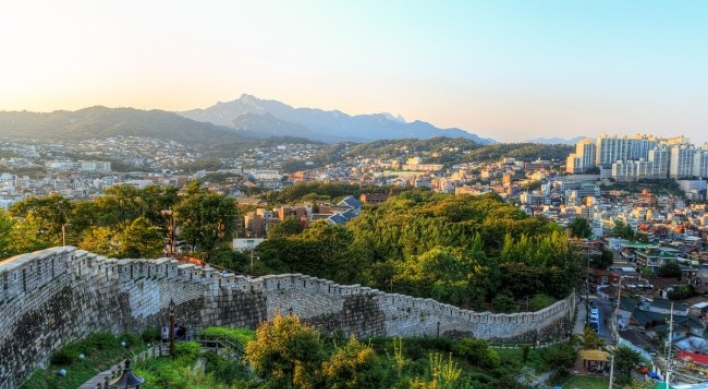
[18, 332, 147, 389]
[199, 327, 256, 344]
[132, 343, 252, 389]
[556, 374, 610, 389]
[493, 347, 545, 371]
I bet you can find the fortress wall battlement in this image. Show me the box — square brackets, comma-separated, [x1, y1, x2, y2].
[0, 248, 575, 389]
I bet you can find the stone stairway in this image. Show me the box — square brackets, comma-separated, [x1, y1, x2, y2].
[77, 346, 161, 389]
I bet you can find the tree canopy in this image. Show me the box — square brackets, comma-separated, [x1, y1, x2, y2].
[2, 183, 238, 261]
[257, 190, 580, 311]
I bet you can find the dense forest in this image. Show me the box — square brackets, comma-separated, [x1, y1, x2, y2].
[255, 190, 581, 311]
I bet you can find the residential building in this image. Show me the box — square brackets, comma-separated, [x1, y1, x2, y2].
[670, 144, 695, 179]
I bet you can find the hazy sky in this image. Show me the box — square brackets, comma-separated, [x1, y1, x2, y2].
[1, 1, 707, 143]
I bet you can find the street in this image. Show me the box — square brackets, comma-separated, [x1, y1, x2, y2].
[574, 296, 615, 346]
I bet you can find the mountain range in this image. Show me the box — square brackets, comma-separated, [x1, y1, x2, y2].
[0, 95, 496, 146]
[0, 106, 261, 147]
[179, 94, 496, 144]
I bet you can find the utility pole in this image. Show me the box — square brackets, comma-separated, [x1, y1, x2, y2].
[61, 223, 72, 246]
[666, 302, 674, 389]
[608, 276, 622, 389]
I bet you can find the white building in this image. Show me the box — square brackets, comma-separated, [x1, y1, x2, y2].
[611, 159, 652, 181]
[670, 144, 695, 179]
[692, 147, 708, 178]
[233, 238, 265, 252]
[648, 144, 671, 179]
[566, 138, 596, 174]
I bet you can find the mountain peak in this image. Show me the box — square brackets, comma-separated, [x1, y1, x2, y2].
[179, 95, 495, 144]
[379, 112, 406, 123]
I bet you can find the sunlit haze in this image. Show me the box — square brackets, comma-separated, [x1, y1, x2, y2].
[1, 1, 707, 143]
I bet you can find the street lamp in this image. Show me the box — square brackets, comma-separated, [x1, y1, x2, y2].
[109, 359, 144, 389]
[169, 298, 175, 358]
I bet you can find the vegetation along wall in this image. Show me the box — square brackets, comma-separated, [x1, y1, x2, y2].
[0, 247, 575, 389]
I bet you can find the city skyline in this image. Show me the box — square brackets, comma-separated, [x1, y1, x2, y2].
[1, 1, 707, 144]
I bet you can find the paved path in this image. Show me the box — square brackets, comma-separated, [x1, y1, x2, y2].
[78, 361, 124, 389]
[78, 346, 162, 389]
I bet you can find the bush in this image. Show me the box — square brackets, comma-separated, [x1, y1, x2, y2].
[141, 326, 161, 343]
[492, 294, 518, 313]
[529, 294, 556, 311]
[199, 326, 256, 345]
[202, 352, 252, 384]
[453, 338, 499, 369]
[542, 342, 577, 373]
[86, 332, 119, 351]
[119, 332, 142, 348]
[657, 262, 682, 279]
[173, 341, 201, 361]
[50, 348, 73, 365]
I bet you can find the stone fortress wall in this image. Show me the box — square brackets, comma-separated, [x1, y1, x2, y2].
[0, 247, 576, 389]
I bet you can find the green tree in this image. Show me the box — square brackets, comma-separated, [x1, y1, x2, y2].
[71, 201, 100, 238]
[528, 294, 556, 311]
[597, 249, 614, 270]
[568, 217, 592, 239]
[541, 342, 577, 375]
[657, 262, 682, 279]
[613, 220, 635, 240]
[492, 293, 518, 313]
[78, 226, 120, 257]
[452, 338, 500, 369]
[396, 247, 476, 305]
[579, 327, 605, 350]
[120, 216, 163, 258]
[668, 284, 695, 300]
[245, 314, 325, 389]
[296, 220, 366, 283]
[613, 345, 642, 386]
[5, 214, 52, 254]
[175, 188, 238, 260]
[268, 216, 304, 238]
[10, 193, 74, 245]
[209, 247, 250, 272]
[0, 210, 13, 257]
[138, 185, 179, 226]
[94, 185, 144, 227]
[320, 337, 393, 389]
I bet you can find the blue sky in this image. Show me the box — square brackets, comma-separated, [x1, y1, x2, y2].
[1, 1, 706, 143]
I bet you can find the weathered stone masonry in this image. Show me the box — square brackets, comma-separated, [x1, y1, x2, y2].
[0, 247, 575, 389]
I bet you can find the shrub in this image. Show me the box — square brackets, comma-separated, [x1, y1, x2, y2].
[141, 326, 161, 343]
[453, 338, 499, 369]
[492, 294, 518, 313]
[86, 332, 118, 351]
[119, 332, 142, 348]
[50, 348, 73, 365]
[199, 326, 256, 345]
[528, 294, 556, 311]
[173, 341, 201, 361]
